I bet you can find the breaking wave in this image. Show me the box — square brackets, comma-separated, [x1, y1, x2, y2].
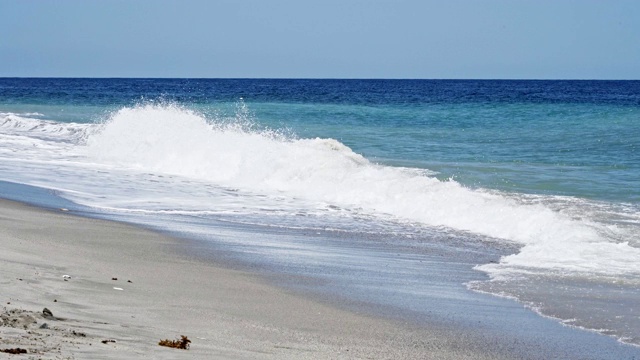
[79, 104, 640, 279]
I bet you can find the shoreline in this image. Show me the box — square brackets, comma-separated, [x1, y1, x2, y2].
[0, 198, 509, 359]
[2, 197, 639, 359]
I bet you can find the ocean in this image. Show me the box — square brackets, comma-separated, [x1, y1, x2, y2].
[1, 78, 639, 354]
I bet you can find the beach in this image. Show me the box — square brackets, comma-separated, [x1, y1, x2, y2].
[1, 79, 639, 359]
[0, 198, 512, 359]
[2, 0, 640, 355]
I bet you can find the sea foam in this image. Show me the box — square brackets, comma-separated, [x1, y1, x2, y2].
[1, 112, 90, 142]
[81, 104, 640, 279]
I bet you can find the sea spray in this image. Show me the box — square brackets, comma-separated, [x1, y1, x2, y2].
[83, 104, 640, 279]
[2, 79, 640, 348]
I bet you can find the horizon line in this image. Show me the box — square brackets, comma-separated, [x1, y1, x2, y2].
[1, 76, 639, 81]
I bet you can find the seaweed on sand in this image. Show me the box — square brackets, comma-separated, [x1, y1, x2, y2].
[158, 335, 191, 350]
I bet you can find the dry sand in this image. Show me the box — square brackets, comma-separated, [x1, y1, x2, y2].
[0, 199, 508, 359]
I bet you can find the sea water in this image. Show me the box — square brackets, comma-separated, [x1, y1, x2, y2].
[1, 79, 639, 351]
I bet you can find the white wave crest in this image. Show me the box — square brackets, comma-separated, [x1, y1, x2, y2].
[81, 104, 640, 279]
[0, 112, 91, 143]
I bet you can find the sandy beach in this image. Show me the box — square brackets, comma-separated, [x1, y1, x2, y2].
[3, 2, 640, 358]
[0, 199, 514, 359]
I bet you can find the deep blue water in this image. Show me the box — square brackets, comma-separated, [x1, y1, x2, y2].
[1, 78, 638, 201]
[1, 78, 640, 352]
[2, 78, 640, 106]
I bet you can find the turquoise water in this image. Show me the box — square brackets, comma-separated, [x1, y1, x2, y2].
[247, 101, 640, 202]
[1, 79, 640, 350]
[2, 79, 637, 202]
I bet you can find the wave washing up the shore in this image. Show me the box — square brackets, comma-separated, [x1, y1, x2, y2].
[1, 79, 640, 356]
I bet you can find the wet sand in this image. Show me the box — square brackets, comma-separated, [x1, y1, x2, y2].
[0, 199, 515, 359]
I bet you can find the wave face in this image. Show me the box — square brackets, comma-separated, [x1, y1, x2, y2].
[78, 104, 640, 280]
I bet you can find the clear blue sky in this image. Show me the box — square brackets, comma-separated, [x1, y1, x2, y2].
[1, 0, 638, 79]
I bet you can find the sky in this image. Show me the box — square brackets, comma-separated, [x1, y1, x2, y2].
[0, 0, 639, 79]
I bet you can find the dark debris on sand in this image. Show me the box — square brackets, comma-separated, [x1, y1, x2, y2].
[1, 348, 28, 354]
[158, 335, 191, 350]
